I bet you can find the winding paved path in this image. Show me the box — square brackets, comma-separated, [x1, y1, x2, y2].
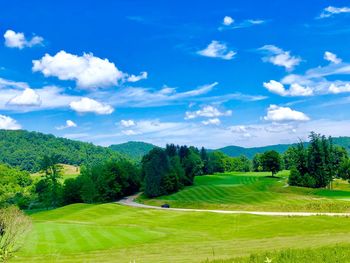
[117, 193, 350, 217]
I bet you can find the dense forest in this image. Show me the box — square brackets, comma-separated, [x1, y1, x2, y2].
[109, 141, 156, 161]
[0, 130, 125, 172]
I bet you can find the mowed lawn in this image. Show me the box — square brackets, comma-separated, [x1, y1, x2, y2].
[140, 171, 350, 212]
[31, 164, 80, 181]
[14, 203, 350, 263]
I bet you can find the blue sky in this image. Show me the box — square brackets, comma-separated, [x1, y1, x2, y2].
[1, 0, 350, 148]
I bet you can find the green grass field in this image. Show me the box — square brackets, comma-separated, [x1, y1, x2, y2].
[140, 171, 350, 212]
[206, 244, 350, 263]
[31, 164, 80, 181]
[14, 203, 350, 262]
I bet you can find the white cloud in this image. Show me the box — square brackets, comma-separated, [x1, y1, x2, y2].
[0, 78, 29, 89]
[0, 79, 82, 111]
[328, 83, 350, 94]
[4, 29, 43, 49]
[126, 71, 148, 82]
[276, 59, 350, 96]
[202, 118, 221, 125]
[69, 97, 114, 115]
[223, 16, 234, 26]
[122, 129, 139, 136]
[319, 6, 350, 18]
[56, 120, 77, 130]
[185, 105, 232, 120]
[324, 51, 342, 64]
[263, 80, 313, 96]
[197, 41, 236, 60]
[259, 45, 301, 71]
[98, 82, 219, 107]
[264, 105, 310, 122]
[7, 88, 41, 106]
[120, 119, 136, 128]
[0, 115, 21, 130]
[32, 50, 125, 89]
[219, 19, 265, 30]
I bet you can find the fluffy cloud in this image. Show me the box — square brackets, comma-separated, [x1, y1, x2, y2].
[69, 97, 114, 114]
[223, 16, 234, 26]
[202, 118, 221, 125]
[120, 119, 136, 128]
[185, 105, 232, 120]
[263, 80, 313, 96]
[319, 6, 350, 18]
[328, 83, 350, 94]
[56, 120, 77, 130]
[262, 53, 350, 96]
[32, 51, 125, 89]
[197, 41, 236, 60]
[0, 78, 82, 111]
[324, 51, 342, 64]
[126, 71, 148, 82]
[0, 115, 21, 130]
[7, 88, 41, 106]
[264, 105, 310, 122]
[259, 45, 301, 71]
[4, 30, 43, 49]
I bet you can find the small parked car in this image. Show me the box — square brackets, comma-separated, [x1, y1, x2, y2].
[161, 203, 170, 208]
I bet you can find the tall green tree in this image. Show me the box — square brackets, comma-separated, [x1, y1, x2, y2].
[39, 155, 63, 207]
[142, 148, 170, 197]
[261, 150, 282, 177]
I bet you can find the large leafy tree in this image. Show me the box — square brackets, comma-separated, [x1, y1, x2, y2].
[261, 150, 282, 177]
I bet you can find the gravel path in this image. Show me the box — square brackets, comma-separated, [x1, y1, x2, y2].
[117, 193, 350, 217]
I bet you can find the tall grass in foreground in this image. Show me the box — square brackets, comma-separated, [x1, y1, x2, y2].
[204, 244, 350, 263]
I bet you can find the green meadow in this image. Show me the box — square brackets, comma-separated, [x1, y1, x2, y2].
[14, 203, 350, 263]
[140, 171, 350, 212]
[14, 171, 350, 262]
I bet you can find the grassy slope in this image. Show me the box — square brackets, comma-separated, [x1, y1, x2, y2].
[206, 245, 350, 263]
[31, 164, 80, 181]
[15, 203, 350, 262]
[140, 171, 350, 212]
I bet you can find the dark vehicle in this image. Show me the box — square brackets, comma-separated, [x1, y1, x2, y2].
[161, 204, 170, 208]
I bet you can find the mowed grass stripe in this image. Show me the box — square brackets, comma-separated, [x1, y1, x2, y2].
[142, 171, 350, 212]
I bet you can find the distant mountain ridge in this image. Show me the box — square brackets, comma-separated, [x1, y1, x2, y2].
[1, 129, 349, 172]
[109, 141, 157, 161]
[216, 137, 350, 159]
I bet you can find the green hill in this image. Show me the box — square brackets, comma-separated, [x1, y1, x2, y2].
[109, 141, 156, 161]
[0, 130, 125, 172]
[216, 137, 350, 158]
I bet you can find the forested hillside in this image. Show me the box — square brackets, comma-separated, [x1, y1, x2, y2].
[0, 130, 125, 172]
[109, 141, 156, 161]
[217, 137, 350, 158]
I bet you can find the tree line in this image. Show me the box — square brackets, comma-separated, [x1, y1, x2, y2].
[2, 132, 350, 210]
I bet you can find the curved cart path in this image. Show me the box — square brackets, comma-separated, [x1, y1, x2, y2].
[117, 193, 350, 217]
